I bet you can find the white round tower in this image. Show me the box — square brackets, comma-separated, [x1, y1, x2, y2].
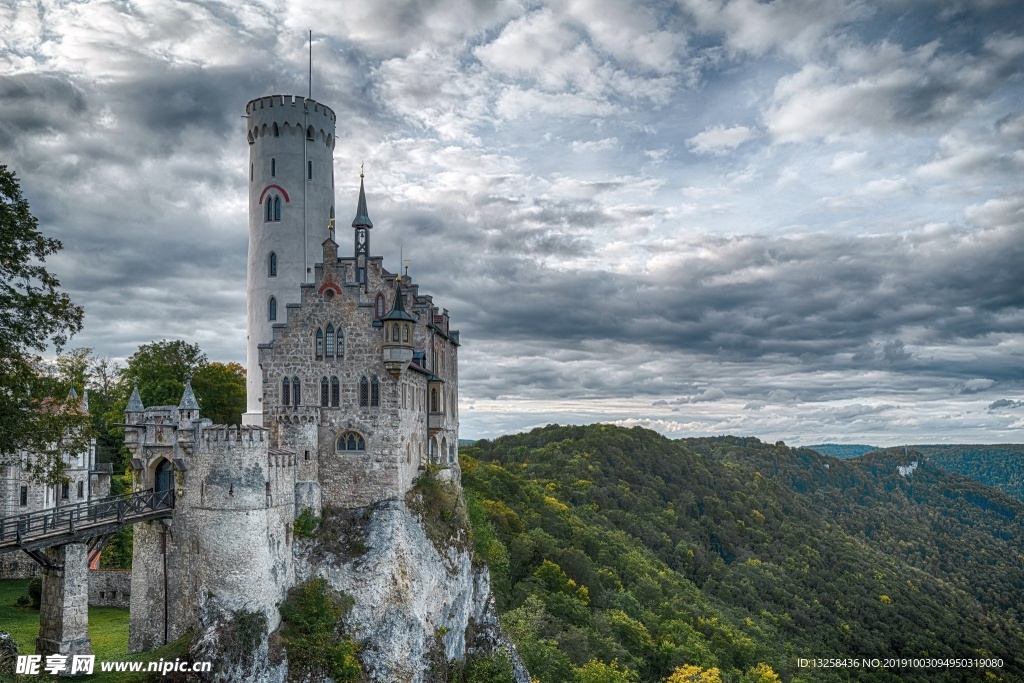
[244, 95, 337, 425]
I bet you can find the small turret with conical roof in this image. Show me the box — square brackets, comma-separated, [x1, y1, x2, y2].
[179, 375, 199, 425]
[126, 382, 145, 425]
[383, 283, 416, 378]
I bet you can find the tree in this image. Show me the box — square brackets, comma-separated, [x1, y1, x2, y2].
[0, 165, 87, 483]
[192, 361, 246, 425]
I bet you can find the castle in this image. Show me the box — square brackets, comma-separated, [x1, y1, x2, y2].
[125, 94, 462, 652]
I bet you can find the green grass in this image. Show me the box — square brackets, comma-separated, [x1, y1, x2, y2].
[0, 579, 190, 682]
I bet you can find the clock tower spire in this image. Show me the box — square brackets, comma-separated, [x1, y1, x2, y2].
[352, 168, 373, 292]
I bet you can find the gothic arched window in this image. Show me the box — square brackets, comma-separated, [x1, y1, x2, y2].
[272, 122, 279, 137]
[336, 328, 344, 360]
[282, 377, 290, 406]
[375, 293, 385, 319]
[292, 377, 301, 406]
[273, 196, 281, 221]
[325, 324, 335, 357]
[337, 432, 366, 451]
[359, 377, 368, 407]
[331, 377, 339, 407]
[320, 377, 329, 407]
[315, 329, 323, 359]
[268, 252, 277, 277]
[430, 387, 438, 412]
[266, 198, 273, 222]
[370, 376, 380, 407]
[268, 297, 277, 321]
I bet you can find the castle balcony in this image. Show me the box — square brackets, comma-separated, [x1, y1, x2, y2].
[427, 411, 445, 436]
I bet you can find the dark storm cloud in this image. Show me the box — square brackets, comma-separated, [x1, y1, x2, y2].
[0, 74, 87, 150]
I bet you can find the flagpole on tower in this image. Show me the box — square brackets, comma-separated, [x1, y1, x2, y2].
[308, 30, 312, 100]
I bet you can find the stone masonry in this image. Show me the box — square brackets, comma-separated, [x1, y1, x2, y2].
[36, 543, 91, 658]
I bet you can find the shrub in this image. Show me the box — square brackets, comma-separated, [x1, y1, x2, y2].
[26, 577, 42, 609]
[279, 578, 360, 683]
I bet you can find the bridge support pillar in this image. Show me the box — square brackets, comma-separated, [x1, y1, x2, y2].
[37, 543, 93, 658]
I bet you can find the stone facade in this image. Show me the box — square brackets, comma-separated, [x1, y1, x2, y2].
[89, 570, 131, 608]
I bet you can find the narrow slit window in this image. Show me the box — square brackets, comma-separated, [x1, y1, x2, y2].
[359, 377, 368, 407]
[292, 377, 301, 406]
[315, 329, 324, 359]
[320, 377, 329, 407]
[271, 158, 276, 177]
[268, 252, 277, 277]
[308, 160, 313, 180]
[268, 296, 277, 321]
[370, 376, 380, 407]
[282, 377, 290, 406]
[331, 377, 339, 407]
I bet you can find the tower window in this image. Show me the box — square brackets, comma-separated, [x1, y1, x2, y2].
[292, 377, 301, 406]
[337, 432, 365, 451]
[371, 376, 380, 407]
[271, 158, 276, 177]
[282, 377, 290, 406]
[272, 122, 279, 137]
[321, 377, 329, 407]
[392, 325, 400, 342]
[78, 481, 84, 498]
[306, 125, 315, 140]
[268, 252, 277, 277]
[431, 388, 438, 412]
[250, 163, 253, 182]
[325, 324, 335, 357]
[336, 328, 344, 360]
[315, 329, 323, 359]
[359, 377, 368, 407]
[308, 160, 313, 180]
[403, 325, 409, 342]
[274, 196, 281, 221]
[20, 486, 27, 506]
[375, 293, 385, 319]
[268, 297, 277, 321]
[331, 377, 339, 407]
[266, 198, 273, 222]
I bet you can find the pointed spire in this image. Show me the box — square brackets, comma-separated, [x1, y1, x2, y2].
[351, 171, 373, 229]
[383, 282, 416, 322]
[67, 386, 78, 400]
[179, 374, 200, 411]
[127, 382, 144, 412]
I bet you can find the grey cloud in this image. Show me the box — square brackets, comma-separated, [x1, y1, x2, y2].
[988, 399, 1024, 409]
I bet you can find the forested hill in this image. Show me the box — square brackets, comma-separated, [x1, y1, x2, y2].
[460, 425, 1024, 683]
[884, 445, 1024, 502]
[804, 444, 878, 459]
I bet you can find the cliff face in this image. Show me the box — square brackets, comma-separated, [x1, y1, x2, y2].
[292, 499, 527, 683]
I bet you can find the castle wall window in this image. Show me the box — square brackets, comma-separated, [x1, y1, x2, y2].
[402, 325, 409, 342]
[359, 377, 368, 407]
[268, 252, 277, 277]
[306, 125, 315, 140]
[268, 296, 277, 321]
[321, 377, 329, 407]
[331, 377, 339, 407]
[325, 324, 335, 357]
[292, 377, 301, 406]
[430, 388, 438, 412]
[371, 376, 380, 407]
[271, 158, 276, 177]
[20, 486, 27, 506]
[338, 432, 365, 451]
[272, 122, 279, 137]
[282, 377, 291, 406]
[336, 329, 344, 360]
[250, 163, 253, 182]
[274, 196, 281, 221]
[78, 481, 84, 498]
[266, 198, 273, 222]
[315, 329, 324, 359]
[61, 482, 69, 499]
[375, 293, 385, 319]
[392, 325, 400, 342]
[308, 160, 313, 180]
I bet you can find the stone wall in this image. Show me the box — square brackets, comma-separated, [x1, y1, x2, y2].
[89, 570, 131, 608]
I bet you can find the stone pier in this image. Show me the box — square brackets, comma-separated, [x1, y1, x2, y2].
[36, 543, 93, 658]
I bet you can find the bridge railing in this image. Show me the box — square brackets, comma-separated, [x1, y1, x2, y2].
[0, 489, 175, 547]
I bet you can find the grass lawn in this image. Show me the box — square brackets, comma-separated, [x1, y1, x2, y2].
[0, 579, 189, 682]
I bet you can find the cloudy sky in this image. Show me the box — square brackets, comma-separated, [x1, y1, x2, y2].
[2, 0, 1023, 445]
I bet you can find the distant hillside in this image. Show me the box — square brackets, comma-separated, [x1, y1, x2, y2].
[461, 425, 1024, 683]
[901, 444, 1024, 502]
[804, 443, 879, 459]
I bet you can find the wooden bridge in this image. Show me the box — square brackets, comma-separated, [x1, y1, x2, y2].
[0, 489, 174, 568]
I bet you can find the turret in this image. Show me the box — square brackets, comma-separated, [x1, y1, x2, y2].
[178, 375, 199, 426]
[382, 284, 416, 378]
[126, 383, 145, 425]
